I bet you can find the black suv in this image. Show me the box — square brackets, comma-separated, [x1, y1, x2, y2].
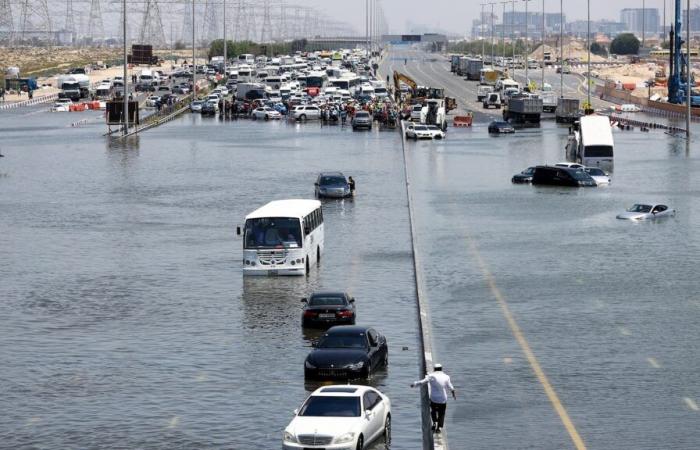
[531, 166, 596, 187]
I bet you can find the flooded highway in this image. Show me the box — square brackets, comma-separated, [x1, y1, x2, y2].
[0, 109, 422, 449]
[2, 48, 700, 450]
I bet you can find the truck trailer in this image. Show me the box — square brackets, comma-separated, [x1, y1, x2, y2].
[503, 95, 543, 124]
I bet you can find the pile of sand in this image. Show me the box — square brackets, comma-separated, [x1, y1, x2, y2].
[530, 40, 606, 63]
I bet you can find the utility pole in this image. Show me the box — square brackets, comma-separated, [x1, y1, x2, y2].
[481, 3, 486, 63]
[512, 0, 516, 69]
[524, 0, 531, 87]
[122, 0, 128, 135]
[541, 0, 545, 90]
[686, 0, 691, 139]
[223, 0, 226, 78]
[366, 0, 369, 59]
[490, 2, 495, 66]
[642, 0, 646, 49]
[502, 1, 508, 67]
[587, 0, 591, 111]
[192, 0, 196, 102]
[560, 0, 563, 96]
[663, 0, 666, 42]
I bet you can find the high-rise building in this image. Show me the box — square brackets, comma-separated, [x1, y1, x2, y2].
[503, 11, 566, 36]
[620, 8, 659, 37]
[682, 7, 700, 33]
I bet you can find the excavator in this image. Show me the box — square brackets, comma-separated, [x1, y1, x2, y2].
[392, 70, 457, 111]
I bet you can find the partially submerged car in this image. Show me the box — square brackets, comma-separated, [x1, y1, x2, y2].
[488, 120, 515, 134]
[531, 165, 597, 187]
[511, 166, 535, 183]
[315, 172, 352, 198]
[584, 167, 611, 185]
[405, 123, 444, 140]
[616, 204, 675, 220]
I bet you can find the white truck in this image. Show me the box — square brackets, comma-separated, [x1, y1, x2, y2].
[420, 98, 448, 130]
[477, 84, 492, 101]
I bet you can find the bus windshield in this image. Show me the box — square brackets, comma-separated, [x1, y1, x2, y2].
[584, 145, 613, 158]
[306, 76, 326, 88]
[245, 217, 302, 249]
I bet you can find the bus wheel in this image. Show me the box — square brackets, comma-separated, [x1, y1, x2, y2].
[317, 247, 321, 264]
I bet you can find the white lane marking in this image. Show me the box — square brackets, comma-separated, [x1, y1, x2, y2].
[646, 357, 661, 369]
[618, 326, 632, 336]
[684, 398, 699, 411]
[167, 416, 179, 428]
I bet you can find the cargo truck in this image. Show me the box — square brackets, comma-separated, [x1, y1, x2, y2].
[57, 74, 90, 99]
[465, 58, 483, 80]
[503, 95, 543, 124]
[450, 55, 461, 73]
[540, 91, 558, 113]
[555, 98, 581, 123]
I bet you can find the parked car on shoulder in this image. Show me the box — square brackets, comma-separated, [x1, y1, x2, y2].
[315, 172, 352, 198]
[352, 111, 373, 131]
[252, 106, 281, 120]
[283, 385, 391, 450]
[531, 165, 597, 187]
[511, 166, 536, 183]
[616, 204, 675, 220]
[304, 326, 388, 380]
[488, 120, 515, 134]
[302, 292, 356, 328]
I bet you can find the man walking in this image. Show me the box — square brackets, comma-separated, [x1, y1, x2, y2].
[411, 363, 456, 433]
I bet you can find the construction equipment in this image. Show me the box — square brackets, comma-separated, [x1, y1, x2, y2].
[668, 0, 700, 106]
[393, 71, 457, 111]
[393, 71, 417, 95]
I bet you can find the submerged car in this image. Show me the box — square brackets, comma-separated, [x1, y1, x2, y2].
[283, 385, 391, 450]
[351, 111, 373, 131]
[584, 167, 611, 185]
[531, 165, 597, 187]
[405, 124, 444, 140]
[304, 326, 388, 380]
[488, 120, 515, 134]
[315, 172, 351, 198]
[616, 204, 675, 220]
[511, 166, 536, 183]
[302, 292, 356, 328]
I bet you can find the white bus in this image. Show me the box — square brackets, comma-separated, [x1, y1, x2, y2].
[567, 115, 614, 169]
[238, 199, 324, 276]
[238, 53, 255, 65]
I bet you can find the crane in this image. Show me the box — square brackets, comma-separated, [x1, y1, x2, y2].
[668, 0, 700, 106]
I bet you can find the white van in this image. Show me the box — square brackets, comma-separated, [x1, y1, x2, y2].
[567, 115, 614, 169]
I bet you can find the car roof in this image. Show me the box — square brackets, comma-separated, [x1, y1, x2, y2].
[325, 325, 371, 335]
[319, 171, 345, 178]
[310, 291, 349, 298]
[311, 385, 376, 397]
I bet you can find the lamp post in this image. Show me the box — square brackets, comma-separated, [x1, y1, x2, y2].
[122, 0, 128, 134]
[587, 0, 591, 111]
[642, 0, 645, 49]
[481, 3, 486, 63]
[223, 0, 226, 78]
[192, 0, 196, 102]
[491, 2, 495, 66]
[559, 0, 563, 97]
[686, 0, 691, 140]
[541, 0, 545, 91]
[512, 0, 516, 70]
[524, 0, 532, 88]
[502, 1, 508, 67]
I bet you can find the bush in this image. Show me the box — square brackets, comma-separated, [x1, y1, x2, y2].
[590, 42, 608, 57]
[610, 33, 640, 55]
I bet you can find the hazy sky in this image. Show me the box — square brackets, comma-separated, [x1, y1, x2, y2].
[306, 0, 680, 35]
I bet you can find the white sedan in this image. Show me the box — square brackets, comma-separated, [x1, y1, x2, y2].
[283, 385, 391, 450]
[52, 98, 72, 112]
[253, 106, 281, 120]
[145, 96, 160, 107]
[617, 204, 676, 220]
[405, 124, 445, 140]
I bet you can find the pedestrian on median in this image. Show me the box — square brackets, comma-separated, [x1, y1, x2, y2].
[410, 363, 456, 433]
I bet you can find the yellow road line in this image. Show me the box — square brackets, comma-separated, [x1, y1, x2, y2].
[468, 239, 587, 450]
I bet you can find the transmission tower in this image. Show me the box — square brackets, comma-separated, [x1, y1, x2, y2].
[138, 0, 166, 46]
[1, 0, 15, 45]
[200, 0, 219, 46]
[63, 0, 76, 45]
[86, 0, 105, 45]
[180, 0, 193, 43]
[260, 0, 273, 43]
[18, 0, 52, 43]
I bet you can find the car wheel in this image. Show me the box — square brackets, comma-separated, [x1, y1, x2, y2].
[265, 115, 269, 121]
[355, 435, 364, 450]
[299, 114, 307, 121]
[384, 415, 392, 444]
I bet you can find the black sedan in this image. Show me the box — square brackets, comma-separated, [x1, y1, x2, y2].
[304, 326, 388, 380]
[511, 166, 536, 183]
[302, 292, 356, 328]
[488, 120, 515, 134]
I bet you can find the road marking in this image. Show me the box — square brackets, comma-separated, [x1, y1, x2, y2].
[646, 357, 661, 369]
[618, 326, 632, 336]
[468, 239, 587, 450]
[167, 416, 179, 428]
[684, 397, 699, 411]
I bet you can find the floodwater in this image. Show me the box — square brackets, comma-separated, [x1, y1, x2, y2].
[0, 108, 422, 449]
[3, 68, 700, 450]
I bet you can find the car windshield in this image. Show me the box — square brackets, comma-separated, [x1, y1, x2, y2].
[586, 168, 606, 176]
[244, 217, 302, 249]
[318, 334, 367, 349]
[570, 170, 592, 181]
[415, 126, 428, 130]
[299, 396, 361, 417]
[427, 126, 440, 130]
[309, 296, 347, 306]
[320, 176, 346, 186]
[523, 167, 535, 175]
[413, 105, 422, 111]
[628, 204, 652, 213]
[356, 112, 369, 117]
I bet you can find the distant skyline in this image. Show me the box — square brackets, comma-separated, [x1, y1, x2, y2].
[303, 0, 683, 35]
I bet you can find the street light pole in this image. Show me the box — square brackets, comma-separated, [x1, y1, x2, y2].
[192, 0, 196, 101]
[491, 2, 495, 66]
[560, 0, 563, 97]
[587, 0, 591, 110]
[512, 0, 516, 69]
[122, 0, 128, 135]
[223, 0, 227, 79]
[481, 3, 486, 63]
[642, 0, 645, 49]
[502, 1, 508, 67]
[524, 0, 531, 87]
[541, 0, 545, 90]
[686, 0, 691, 139]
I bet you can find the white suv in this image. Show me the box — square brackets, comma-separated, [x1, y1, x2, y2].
[293, 105, 321, 121]
[283, 385, 391, 450]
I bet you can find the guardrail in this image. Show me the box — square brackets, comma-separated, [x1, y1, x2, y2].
[0, 93, 58, 110]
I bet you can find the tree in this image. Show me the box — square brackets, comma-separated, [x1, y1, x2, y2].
[174, 40, 186, 50]
[590, 42, 608, 57]
[610, 33, 640, 55]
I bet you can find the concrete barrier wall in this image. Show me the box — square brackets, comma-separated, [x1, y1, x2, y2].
[0, 93, 58, 110]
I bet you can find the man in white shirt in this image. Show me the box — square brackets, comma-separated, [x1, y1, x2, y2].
[410, 363, 456, 433]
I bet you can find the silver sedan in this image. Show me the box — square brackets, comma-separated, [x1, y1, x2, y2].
[617, 204, 675, 220]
